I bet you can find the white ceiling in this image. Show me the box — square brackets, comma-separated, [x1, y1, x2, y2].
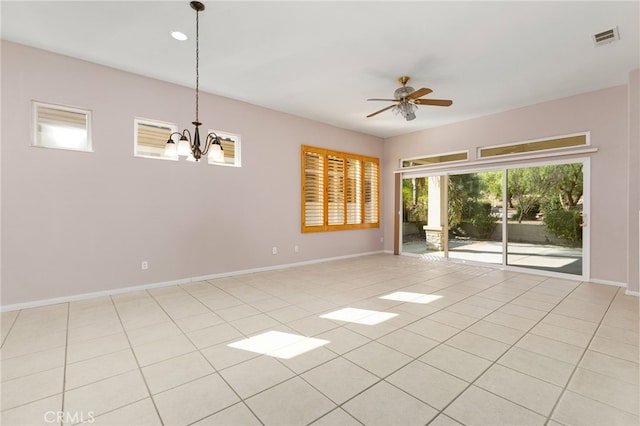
[2, 1, 639, 138]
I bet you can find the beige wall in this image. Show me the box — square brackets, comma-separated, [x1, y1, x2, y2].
[0, 41, 384, 307]
[2, 40, 637, 308]
[627, 69, 639, 293]
[383, 80, 637, 291]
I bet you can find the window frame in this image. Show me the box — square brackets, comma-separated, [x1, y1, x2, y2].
[301, 145, 380, 233]
[478, 133, 589, 159]
[134, 117, 179, 160]
[32, 101, 92, 152]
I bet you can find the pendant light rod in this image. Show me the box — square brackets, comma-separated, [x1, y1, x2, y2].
[165, 1, 224, 163]
[192, 1, 203, 123]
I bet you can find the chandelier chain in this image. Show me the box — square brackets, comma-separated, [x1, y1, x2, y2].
[195, 7, 200, 122]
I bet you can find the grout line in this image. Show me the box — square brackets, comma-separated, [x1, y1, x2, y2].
[543, 287, 623, 425]
[0, 309, 21, 348]
[143, 287, 266, 426]
[2, 256, 636, 426]
[109, 295, 165, 426]
[59, 303, 70, 426]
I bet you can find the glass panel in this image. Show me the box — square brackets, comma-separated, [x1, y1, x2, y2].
[401, 175, 447, 257]
[135, 120, 175, 159]
[208, 131, 241, 166]
[35, 104, 90, 151]
[447, 171, 503, 264]
[402, 152, 468, 168]
[506, 163, 583, 275]
[480, 135, 587, 158]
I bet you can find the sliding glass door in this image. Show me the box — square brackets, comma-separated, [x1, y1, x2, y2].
[506, 163, 584, 275]
[400, 160, 586, 278]
[447, 171, 503, 265]
[401, 175, 446, 257]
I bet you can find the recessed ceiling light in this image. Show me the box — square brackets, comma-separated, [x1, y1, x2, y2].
[170, 31, 187, 41]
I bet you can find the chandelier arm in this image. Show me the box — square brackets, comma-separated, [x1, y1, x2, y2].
[201, 132, 221, 156]
[167, 131, 182, 142]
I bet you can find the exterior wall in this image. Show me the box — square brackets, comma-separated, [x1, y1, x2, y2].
[0, 41, 384, 307]
[384, 83, 633, 287]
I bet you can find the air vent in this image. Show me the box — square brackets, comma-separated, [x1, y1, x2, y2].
[593, 27, 619, 46]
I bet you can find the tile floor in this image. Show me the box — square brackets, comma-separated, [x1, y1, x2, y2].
[1, 254, 638, 426]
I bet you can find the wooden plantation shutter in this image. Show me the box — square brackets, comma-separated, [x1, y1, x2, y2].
[327, 155, 345, 225]
[302, 145, 379, 232]
[303, 148, 324, 229]
[347, 158, 362, 224]
[364, 160, 379, 224]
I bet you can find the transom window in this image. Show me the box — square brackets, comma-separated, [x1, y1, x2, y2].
[134, 118, 178, 160]
[33, 101, 91, 152]
[208, 131, 241, 167]
[479, 134, 588, 158]
[302, 145, 379, 232]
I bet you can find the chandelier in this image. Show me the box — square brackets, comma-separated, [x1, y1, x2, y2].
[392, 100, 417, 121]
[165, 1, 224, 162]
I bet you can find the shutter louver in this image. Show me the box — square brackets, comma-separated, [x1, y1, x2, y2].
[304, 151, 324, 227]
[327, 155, 345, 225]
[347, 159, 362, 224]
[364, 160, 379, 224]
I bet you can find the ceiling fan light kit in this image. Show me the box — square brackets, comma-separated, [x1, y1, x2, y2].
[366, 76, 453, 121]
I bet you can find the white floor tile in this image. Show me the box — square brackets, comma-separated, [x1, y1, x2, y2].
[245, 377, 336, 425]
[444, 385, 546, 426]
[343, 380, 438, 426]
[302, 356, 379, 404]
[153, 373, 240, 426]
[2, 255, 637, 426]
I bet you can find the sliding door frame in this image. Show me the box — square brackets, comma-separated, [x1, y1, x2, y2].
[398, 156, 590, 281]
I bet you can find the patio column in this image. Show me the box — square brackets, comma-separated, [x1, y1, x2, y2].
[423, 176, 446, 250]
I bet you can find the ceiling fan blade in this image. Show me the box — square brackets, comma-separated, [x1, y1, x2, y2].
[367, 98, 400, 102]
[414, 98, 453, 107]
[407, 88, 433, 100]
[366, 104, 395, 118]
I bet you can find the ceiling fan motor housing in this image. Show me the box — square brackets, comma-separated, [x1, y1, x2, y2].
[394, 86, 415, 100]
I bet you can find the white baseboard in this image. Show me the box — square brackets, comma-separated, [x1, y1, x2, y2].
[1, 251, 385, 312]
[625, 289, 640, 297]
[589, 278, 627, 288]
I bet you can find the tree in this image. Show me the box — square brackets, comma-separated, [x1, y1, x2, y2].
[448, 174, 480, 230]
[554, 163, 583, 209]
[402, 177, 428, 228]
[508, 166, 562, 223]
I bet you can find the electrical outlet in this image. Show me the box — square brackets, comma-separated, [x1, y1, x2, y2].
[272, 247, 278, 255]
[294, 245, 299, 253]
[141, 261, 149, 270]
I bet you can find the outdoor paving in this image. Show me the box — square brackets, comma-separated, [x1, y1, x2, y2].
[402, 240, 583, 276]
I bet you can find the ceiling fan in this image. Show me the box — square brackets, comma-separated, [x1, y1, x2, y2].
[366, 76, 453, 121]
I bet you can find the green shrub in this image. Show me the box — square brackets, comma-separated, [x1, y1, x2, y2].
[543, 202, 582, 244]
[471, 202, 498, 238]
